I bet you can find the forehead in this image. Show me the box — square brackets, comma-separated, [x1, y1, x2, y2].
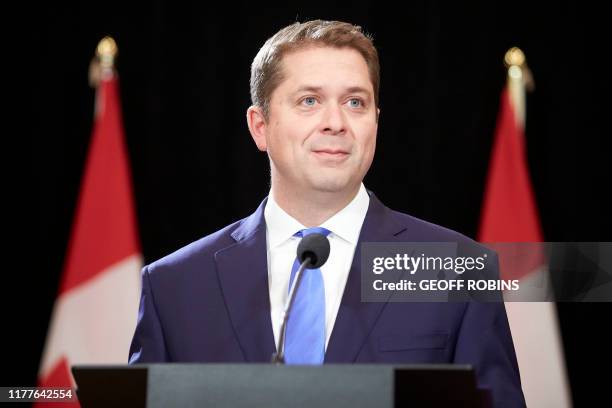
[277, 46, 373, 94]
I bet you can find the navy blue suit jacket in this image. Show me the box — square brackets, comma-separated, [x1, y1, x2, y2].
[129, 192, 525, 407]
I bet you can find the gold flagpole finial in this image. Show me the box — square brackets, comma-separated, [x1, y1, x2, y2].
[89, 36, 118, 88]
[503, 46, 534, 92]
[503, 47, 534, 128]
[96, 36, 118, 70]
[504, 47, 526, 68]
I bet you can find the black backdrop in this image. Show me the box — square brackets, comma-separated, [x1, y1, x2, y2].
[13, 1, 611, 405]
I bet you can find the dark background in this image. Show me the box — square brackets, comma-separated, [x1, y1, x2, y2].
[11, 1, 610, 405]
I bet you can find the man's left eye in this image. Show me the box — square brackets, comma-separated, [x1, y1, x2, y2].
[348, 99, 363, 108]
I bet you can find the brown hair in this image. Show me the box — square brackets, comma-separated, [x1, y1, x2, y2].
[250, 20, 380, 121]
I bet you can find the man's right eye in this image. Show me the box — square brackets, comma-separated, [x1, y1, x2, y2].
[301, 97, 317, 106]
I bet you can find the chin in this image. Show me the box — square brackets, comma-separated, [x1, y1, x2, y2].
[308, 175, 354, 194]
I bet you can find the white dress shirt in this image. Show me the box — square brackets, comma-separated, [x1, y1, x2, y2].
[264, 183, 370, 350]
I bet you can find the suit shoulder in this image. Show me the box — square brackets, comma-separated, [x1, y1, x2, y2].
[388, 209, 492, 254]
[145, 218, 245, 274]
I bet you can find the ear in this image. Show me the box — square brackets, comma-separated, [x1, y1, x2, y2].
[246, 105, 268, 152]
[376, 107, 381, 123]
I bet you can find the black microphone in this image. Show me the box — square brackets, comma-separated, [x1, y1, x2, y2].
[297, 233, 331, 268]
[271, 233, 331, 364]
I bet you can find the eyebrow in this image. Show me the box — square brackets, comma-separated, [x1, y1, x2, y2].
[293, 85, 371, 95]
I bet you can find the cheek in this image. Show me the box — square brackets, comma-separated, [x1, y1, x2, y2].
[278, 122, 316, 153]
[356, 125, 377, 156]
[267, 124, 305, 161]
[361, 141, 376, 168]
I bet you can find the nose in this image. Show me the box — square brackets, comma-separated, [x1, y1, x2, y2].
[321, 103, 347, 136]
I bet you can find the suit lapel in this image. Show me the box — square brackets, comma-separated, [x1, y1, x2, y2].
[325, 193, 406, 363]
[214, 198, 276, 362]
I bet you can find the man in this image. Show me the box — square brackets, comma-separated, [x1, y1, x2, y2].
[129, 20, 525, 407]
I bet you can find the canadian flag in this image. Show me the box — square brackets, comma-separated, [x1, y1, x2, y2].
[37, 39, 141, 406]
[478, 48, 571, 407]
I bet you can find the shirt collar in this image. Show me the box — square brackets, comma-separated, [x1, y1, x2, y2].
[264, 183, 370, 248]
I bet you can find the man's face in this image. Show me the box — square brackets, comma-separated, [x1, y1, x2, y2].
[252, 46, 379, 196]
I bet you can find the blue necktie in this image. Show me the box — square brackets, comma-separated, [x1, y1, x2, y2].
[284, 227, 331, 364]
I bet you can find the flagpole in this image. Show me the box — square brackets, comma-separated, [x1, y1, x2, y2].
[38, 33, 142, 393]
[485, 47, 573, 408]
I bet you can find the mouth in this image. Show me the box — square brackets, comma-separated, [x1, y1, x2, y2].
[312, 149, 349, 155]
[311, 149, 350, 162]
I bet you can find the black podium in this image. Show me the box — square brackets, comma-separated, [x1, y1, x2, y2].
[72, 364, 491, 408]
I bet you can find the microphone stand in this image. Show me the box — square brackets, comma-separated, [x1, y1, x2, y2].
[271, 257, 311, 364]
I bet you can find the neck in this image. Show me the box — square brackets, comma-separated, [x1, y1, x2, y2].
[271, 179, 360, 227]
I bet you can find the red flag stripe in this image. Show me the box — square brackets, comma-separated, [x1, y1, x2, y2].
[59, 77, 140, 295]
[479, 86, 543, 278]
